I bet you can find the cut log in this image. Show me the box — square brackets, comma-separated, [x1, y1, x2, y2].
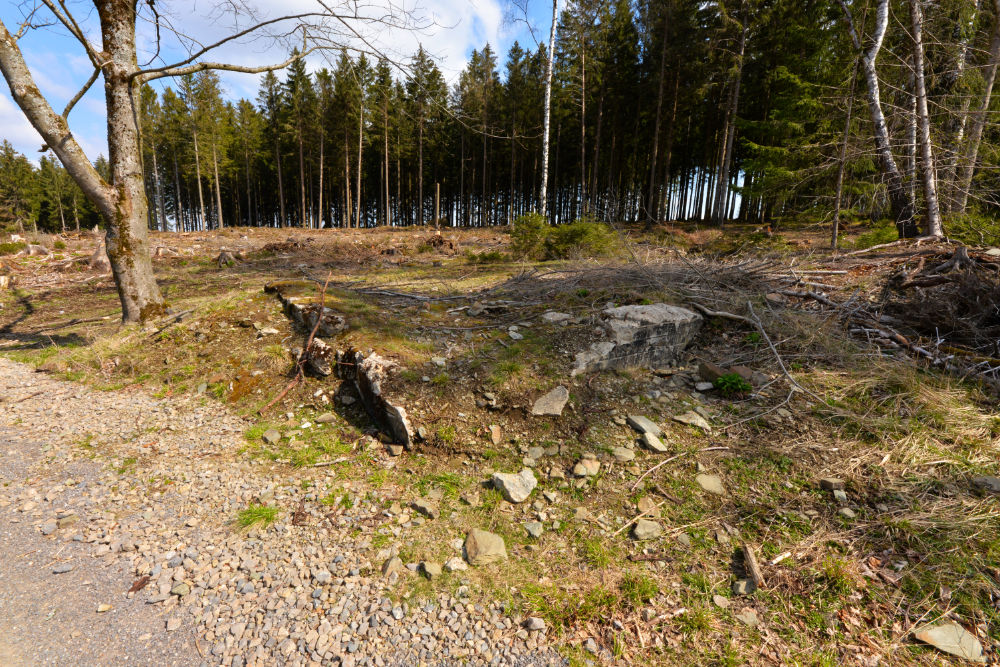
[742, 545, 765, 589]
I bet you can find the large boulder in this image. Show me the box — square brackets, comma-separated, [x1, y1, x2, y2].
[337, 349, 414, 448]
[572, 303, 701, 375]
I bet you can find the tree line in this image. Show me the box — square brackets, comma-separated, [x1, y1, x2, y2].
[5, 0, 1000, 242]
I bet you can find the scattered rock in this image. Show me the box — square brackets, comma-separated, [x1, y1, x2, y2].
[411, 498, 440, 519]
[460, 490, 481, 507]
[488, 424, 502, 446]
[712, 595, 730, 609]
[838, 507, 856, 519]
[572, 304, 702, 376]
[382, 557, 405, 578]
[165, 617, 181, 632]
[972, 476, 1000, 493]
[572, 456, 600, 478]
[524, 617, 546, 631]
[698, 361, 728, 383]
[52, 563, 73, 574]
[315, 412, 336, 424]
[631, 519, 663, 540]
[541, 311, 572, 324]
[492, 469, 537, 503]
[531, 386, 570, 416]
[420, 562, 442, 579]
[736, 609, 759, 627]
[637, 496, 659, 518]
[626, 415, 662, 437]
[338, 350, 414, 448]
[640, 432, 669, 453]
[170, 582, 190, 597]
[96, 604, 113, 613]
[524, 521, 544, 538]
[40, 520, 57, 535]
[464, 529, 507, 565]
[444, 557, 468, 573]
[913, 622, 985, 663]
[820, 478, 845, 491]
[695, 382, 714, 392]
[387, 444, 404, 457]
[612, 447, 635, 463]
[696, 474, 725, 495]
[732, 579, 756, 595]
[833, 489, 848, 504]
[674, 411, 712, 432]
[262, 428, 281, 445]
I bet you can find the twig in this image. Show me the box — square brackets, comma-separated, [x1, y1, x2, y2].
[746, 301, 826, 404]
[311, 456, 349, 468]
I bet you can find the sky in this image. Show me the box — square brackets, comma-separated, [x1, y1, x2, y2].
[0, 0, 552, 163]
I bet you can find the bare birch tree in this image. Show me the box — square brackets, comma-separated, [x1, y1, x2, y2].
[909, 0, 943, 237]
[0, 1, 419, 322]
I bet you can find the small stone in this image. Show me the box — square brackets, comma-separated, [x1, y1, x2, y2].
[641, 608, 656, 622]
[387, 444, 404, 456]
[626, 415, 662, 437]
[315, 412, 336, 424]
[170, 582, 190, 597]
[637, 496, 659, 518]
[640, 432, 669, 453]
[531, 386, 570, 417]
[524, 617, 546, 631]
[40, 520, 57, 535]
[431, 356, 447, 367]
[411, 499, 440, 519]
[382, 557, 404, 577]
[913, 623, 985, 663]
[838, 507, 856, 519]
[612, 447, 635, 462]
[833, 489, 848, 503]
[52, 564, 73, 574]
[695, 382, 714, 392]
[464, 529, 507, 565]
[488, 425, 502, 446]
[584, 638, 598, 654]
[444, 557, 468, 573]
[572, 458, 600, 478]
[696, 474, 725, 495]
[732, 578, 756, 595]
[736, 609, 759, 627]
[312, 569, 332, 585]
[166, 617, 181, 632]
[972, 476, 1000, 493]
[524, 521, 544, 538]
[56, 514, 78, 529]
[712, 595, 730, 609]
[460, 490, 481, 507]
[262, 428, 281, 445]
[420, 562, 442, 579]
[96, 604, 113, 613]
[673, 411, 711, 432]
[631, 519, 662, 540]
[820, 477, 845, 491]
[541, 311, 572, 323]
[492, 469, 537, 503]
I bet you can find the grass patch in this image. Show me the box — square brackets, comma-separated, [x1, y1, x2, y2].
[235, 503, 279, 530]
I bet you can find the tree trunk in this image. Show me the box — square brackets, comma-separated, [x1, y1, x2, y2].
[910, 0, 943, 237]
[298, 134, 306, 228]
[192, 129, 206, 230]
[0, 7, 162, 321]
[151, 147, 166, 231]
[647, 19, 669, 225]
[317, 132, 324, 228]
[211, 141, 224, 229]
[711, 22, 746, 226]
[356, 100, 363, 229]
[418, 118, 424, 226]
[539, 0, 557, 218]
[838, 0, 917, 236]
[275, 140, 285, 227]
[940, 0, 981, 212]
[384, 100, 390, 226]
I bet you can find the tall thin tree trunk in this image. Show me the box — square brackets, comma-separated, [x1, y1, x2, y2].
[712, 22, 746, 226]
[832, 57, 860, 249]
[192, 129, 206, 231]
[211, 141, 224, 229]
[151, 147, 166, 231]
[356, 101, 363, 229]
[298, 134, 306, 228]
[539, 0, 558, 218]
[911, 0, 943, 237]
[647, 18, 669, 225]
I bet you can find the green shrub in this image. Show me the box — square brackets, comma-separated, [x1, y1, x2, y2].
[945, 212, 1000, 246]
[466, 249, 506, 264]
[236, 503, 279, 530]
[509, 213, 618, 260]
[714, 372, 752, 397]
[510, 212, 549, 258]
[545, 219, 618, 259]
[53, 240, 66, 250]
[0, 241, 26, 255]
[619, 572, 659, 605]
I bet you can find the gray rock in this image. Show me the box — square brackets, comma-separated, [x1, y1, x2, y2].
[612, 447, 635, 462]
[411, 498, 440, 519]
[524, 617, 546, 631]
[736, 609, 759, 627]
[464, 529, 507, 565]
[531, 386, 569, 416]
[732, 578, 756, 595]
[315, 413, 337, 424]
[712, 595, 730, 609]
[673, 411, 712, 432]
[631, 519, 662, 540]
[696, 474, 725, 495]
[820, 477, 845, 491]
[637, 496, 659, 518]
[420, 562, 442, 579]
[626, 415, 662, 437]
[262, 428, 281, 445]
[492, 469, 537, 503]
[40, 520, 57, 536]
[382, 557, 405, 578]
[833, 489, 848, 504]
[572, 458, 600, 478]
[444, 557, 468, 573]
[524, 521, 544, 538]
[695, 382, 714, 392]
[52, 564, 73, 574]
[913, 623, 985, 663]
[541, 311, 572, 324]
[572, 304, 702, 376]
[972, 476, 1000, 493]
[170, 582, 190, 597]
[640, 432, 669, 453]
[838, 507, 856, 519]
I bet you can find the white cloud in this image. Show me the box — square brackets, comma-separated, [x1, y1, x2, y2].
[0, 94, 44, 159]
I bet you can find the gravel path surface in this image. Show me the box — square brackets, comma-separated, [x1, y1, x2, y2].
[0, 358, 563, 666]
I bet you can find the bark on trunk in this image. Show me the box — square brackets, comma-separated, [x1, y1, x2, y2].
[192, 129, 206, 230]
[211, 142, 224, 229]
[832, 57, 859, 249]
[539, 0, 557, 218]
[911, 0, 943, 237]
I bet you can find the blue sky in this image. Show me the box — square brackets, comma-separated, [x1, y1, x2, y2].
[0, 0, 552, 163]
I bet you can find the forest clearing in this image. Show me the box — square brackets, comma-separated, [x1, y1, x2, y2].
[2, 222, 1000, 666]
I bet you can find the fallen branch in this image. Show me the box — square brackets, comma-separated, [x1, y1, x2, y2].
[630, 446, 730, 491]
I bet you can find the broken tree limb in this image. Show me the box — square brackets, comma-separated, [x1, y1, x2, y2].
[742, 545, 765, 588]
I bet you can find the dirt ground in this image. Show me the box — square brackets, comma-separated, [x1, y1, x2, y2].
[2, 221, 1000, 666]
